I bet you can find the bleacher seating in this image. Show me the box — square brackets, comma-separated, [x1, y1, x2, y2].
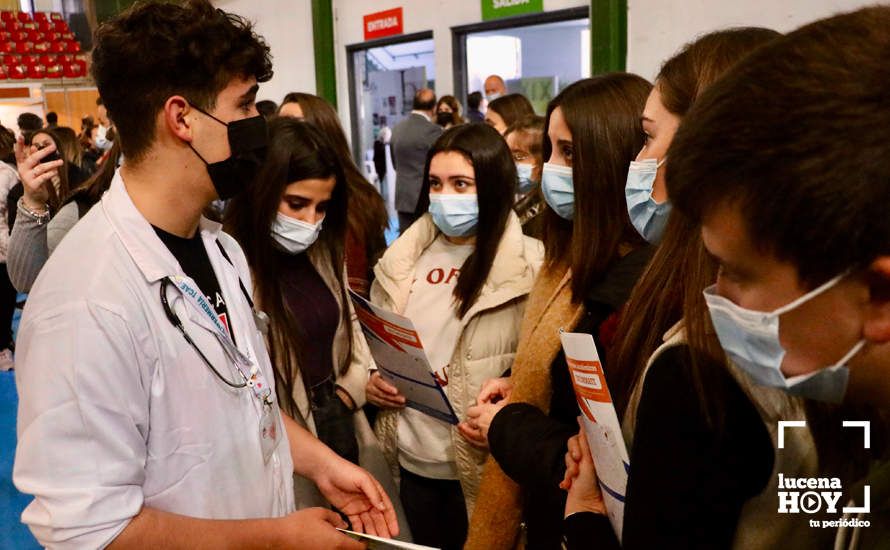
[0, 11, 87, 80]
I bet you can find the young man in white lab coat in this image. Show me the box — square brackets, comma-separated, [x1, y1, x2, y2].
[12, 1, 397, 548]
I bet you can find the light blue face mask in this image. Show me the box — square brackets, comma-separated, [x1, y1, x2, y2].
[541, 163, 574, 220]
[703, 273, 865, 404]
[428, 193, 479, 237]
[626, 157, 672, 244]
[516, 162, 537, 194]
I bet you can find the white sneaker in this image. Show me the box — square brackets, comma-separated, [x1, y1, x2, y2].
[0, 348, 13, 371]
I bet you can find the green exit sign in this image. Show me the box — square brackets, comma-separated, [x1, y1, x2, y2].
[481, 0, 544, 21]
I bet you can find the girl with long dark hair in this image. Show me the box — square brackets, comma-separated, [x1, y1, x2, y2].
[464, 73, 653, 550]
[225, 118, 401, 515]
[278, 92, 388, 298]
[365, 123, 543, 550]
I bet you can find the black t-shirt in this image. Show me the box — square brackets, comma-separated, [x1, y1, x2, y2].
[154, 226, 235, 343]
[280, 250, 339, 390]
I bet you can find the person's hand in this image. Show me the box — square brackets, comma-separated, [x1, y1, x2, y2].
[315, 455, 400, 539]
[477, 376, 513, 404]
[14, 135, 63, 211]
[562, 425, 607, 517]
[560, 432, 583, 490]
[275, 507, 366, 549]
[365, 371, 406, 409]
[460, 399, 509, 448]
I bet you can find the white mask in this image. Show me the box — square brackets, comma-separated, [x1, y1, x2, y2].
[703, 272, 864, 403]
[271, 212, 323, 254]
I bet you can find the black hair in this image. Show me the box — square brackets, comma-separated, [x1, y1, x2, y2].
[255, 100, 278, 118]
[17, 112, 43, 133]
[91, 0, 273, 162]
[225, 118, 352, 416]
[417, 123, 516, 318]
[467, 91, 483, 110]
[46, 112, 58, 125]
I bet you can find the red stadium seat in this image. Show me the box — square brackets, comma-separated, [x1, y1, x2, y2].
[36, 20, 50, 32]
[45, 62, 61, 78]
[26, 63, 44, 78]
[14, 41, 32, 54]
[49, 41, 66, 53]
[17, 12, 31, 23]
[0, 12, 13, 23]
[50, 12, 63, 22]
[62, 59, 85, 78]
[0, 66, 7, 80]
[4, 20, 20, 31]
[6, 63, 25, 79]
[65, 39, 80, 53]
[34, 12, 48, 23]
[10, 30, 27, 41]
[52, 20, 67, 33]
[0, 42, 11, 54]
[1, 54, 17, 64]
[56, 53, 73, 63]
[20, 53, 37, 65]
[0, 31, 9, 41]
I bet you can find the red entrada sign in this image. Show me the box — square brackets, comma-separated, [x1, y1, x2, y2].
[363, 7, 403, 41]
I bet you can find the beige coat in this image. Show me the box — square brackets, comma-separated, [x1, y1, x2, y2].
[371, 212, 543, 515]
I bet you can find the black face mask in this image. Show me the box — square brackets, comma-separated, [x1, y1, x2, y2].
[436, 112, 453, 127]
[188, 106, 269, 200]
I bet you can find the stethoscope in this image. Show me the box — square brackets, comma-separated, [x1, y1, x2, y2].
[158, 241, 270, 390]
[159, 277, 252, 389]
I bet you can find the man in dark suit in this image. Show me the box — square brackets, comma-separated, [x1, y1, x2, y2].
[392, 88, 442, 234]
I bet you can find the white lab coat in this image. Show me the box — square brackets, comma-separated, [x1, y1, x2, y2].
[13, 173, 295, 549]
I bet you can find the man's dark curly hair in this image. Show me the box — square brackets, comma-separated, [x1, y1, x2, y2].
[91, 0, 273, 161]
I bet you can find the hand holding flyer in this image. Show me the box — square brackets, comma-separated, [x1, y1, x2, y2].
[560, 331, 630, 542]
[350, 290, 459, 424]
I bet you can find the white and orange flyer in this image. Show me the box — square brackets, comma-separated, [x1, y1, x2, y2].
[350, 291, 458, 425]
[560, 331, 629, 542]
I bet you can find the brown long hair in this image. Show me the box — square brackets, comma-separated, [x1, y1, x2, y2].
[487, 93, 535, 128]
[540, 74, 651, 300]
[280, 92, 388, 261]
[225, 118, 352, 415]
[64, 141, 122, 209]
[415, 124, 516, 318]
[608, 27, 782, 425]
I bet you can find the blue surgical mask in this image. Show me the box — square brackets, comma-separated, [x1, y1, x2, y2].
[626, 157, 671, 244]
[428, 194, 479, 237]
[703, 273, 865, 403]
[516, 163, 537, 194]
[541, 163, 574, 220]
[271, 212, 323, 254]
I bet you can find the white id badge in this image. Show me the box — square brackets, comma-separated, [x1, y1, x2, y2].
[259, 404, 281, 463]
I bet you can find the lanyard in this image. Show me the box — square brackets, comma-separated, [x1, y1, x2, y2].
[167, 274, 274, 409]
